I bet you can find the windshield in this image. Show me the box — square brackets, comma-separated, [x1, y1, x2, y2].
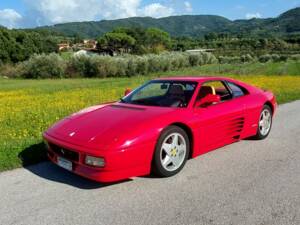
[121, 80, 198, 107]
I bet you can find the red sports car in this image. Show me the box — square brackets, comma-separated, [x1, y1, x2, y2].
[43, 77, 277, 182]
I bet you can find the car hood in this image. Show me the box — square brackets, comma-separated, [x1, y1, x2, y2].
[46, 103, 175, 150]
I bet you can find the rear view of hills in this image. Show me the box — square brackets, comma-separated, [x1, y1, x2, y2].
[34, 7, 300, 38]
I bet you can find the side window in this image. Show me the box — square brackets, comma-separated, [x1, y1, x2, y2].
[227, 82, 246, 98]
[197, 81, 232, 102]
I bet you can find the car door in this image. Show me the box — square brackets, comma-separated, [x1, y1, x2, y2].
[194, 80, 246, 154]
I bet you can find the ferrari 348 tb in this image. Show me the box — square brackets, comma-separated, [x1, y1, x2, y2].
[44, 77, 276, 182]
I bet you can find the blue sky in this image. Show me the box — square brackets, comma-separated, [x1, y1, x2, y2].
[0, 0, 299, 28]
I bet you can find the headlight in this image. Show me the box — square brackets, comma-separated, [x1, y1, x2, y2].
[85, 155, 105, 167]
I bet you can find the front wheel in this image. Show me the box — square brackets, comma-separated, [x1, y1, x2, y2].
[153, 126, 190, 177]
[254, 105, 273, 140]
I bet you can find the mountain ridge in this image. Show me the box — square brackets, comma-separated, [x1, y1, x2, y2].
[30, 7, 300, 38]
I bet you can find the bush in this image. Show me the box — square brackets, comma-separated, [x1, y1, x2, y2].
[271, 54, 280, 62]
[21, 53, 66, 78]
[188, 54, 200, 66]
[147, 54, 164, 72]
[258, 54, 290, 63]
[0, 63, 23, 78]
[241, 54, 255, 63]
[5, 51, 218, 79]
[279, 55, 288, 62]
[218, 56, 241, 64]
[259, 54, 272, 63]
[290, 54, 300, 61]
[135, 57, 149, 75]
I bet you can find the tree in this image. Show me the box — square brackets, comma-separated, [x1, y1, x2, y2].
[73, 34, 84, 44]
[204, 32, 218, 41]
[145, 28, 171, 52]
[0, 27, 59, 63]
[97, 32, 136, 54]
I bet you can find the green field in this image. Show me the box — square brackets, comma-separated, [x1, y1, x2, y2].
[1, 61, 300, 171]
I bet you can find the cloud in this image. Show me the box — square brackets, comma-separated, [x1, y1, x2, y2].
[140, 3, 174, 18]
[245, 12, 262, 19]
[24, 0, 109, 24]
[100, 0, 141, 19]
[0, 9, 22, 28]
[19, 0, 174, 27]
[184, 1, 193, 13]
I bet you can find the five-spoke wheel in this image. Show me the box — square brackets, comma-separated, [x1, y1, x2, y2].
[153, 126, 190, 177]
[255, 104, 273, 140]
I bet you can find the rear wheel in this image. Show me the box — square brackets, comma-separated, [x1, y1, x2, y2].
[254, 105, 272, 140]
[153, 126, 190, 177]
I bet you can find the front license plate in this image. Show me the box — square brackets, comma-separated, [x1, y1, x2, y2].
[57, 157, 72, 171]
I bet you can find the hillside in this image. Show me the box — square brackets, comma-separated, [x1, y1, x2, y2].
[34, 7, 300, 38]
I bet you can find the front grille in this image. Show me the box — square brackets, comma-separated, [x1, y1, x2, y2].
[49, 143, 79, 162]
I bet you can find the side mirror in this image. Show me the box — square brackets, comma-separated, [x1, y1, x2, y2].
[124, 88, 132, 96]
[195, 94, 221, 108]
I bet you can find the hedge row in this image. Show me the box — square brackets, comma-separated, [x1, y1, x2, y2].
[218, 54, 300, 64]
[1, 52, 217, 79]
[2, 52, 300, 79]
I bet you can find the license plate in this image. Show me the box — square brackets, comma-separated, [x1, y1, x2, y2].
[57, 157, 72, 171]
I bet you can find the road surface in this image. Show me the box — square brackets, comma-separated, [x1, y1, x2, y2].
[0, 101, 299, 225]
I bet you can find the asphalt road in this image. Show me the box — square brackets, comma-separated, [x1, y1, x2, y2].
[1, 101, 300, 225]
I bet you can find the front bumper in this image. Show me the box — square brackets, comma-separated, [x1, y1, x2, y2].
[43, 133, 153, 183]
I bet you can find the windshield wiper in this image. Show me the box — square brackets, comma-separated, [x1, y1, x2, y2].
[119, 98, 127, 103]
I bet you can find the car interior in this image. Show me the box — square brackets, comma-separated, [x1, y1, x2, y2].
[195, 80, 249, 108]
[123, 80, 247, 108]
[125, 82, 197, 107]
[196, 81, 234, 107]
[154, 83, 198, 107]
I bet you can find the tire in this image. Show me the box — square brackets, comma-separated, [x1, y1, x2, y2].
[153, 125, 190, 177]
[254, 105, 273, 140]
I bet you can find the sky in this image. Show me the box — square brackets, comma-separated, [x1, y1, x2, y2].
[0, 0, 299, 28]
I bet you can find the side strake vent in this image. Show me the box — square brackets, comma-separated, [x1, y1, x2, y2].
[110, 105, 146, 111]
[230, 117, 245, 140]
[212, 117, 245, 142]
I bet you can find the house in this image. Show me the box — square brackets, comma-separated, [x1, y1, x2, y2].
[186, 49, 215, 53]
[83, 39, 98, 49]
[58, 43, 70, 51]
[74, 49, 98, 57]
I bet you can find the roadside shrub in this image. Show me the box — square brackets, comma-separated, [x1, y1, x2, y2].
[114, 58, 128, 77]
[203, 52, 217, 64]
[271, 54, 280, 62]
[218, 56, 241, 64]
[21, 53, 66, 78]
[188, 54, 200, 66]
[9, 51, 218, 79]
[0, 63, 23, 78]
[91, 56, 115, 78]
[290, 54, 300, 61]
[279, 55, 288, 62]
[241, 54, 255, 63]
[147, 54, 163, 72]
[67, 55, 94, 77]
[258, 54, 290, 63]
[135, 56, 149, 75]
[126, 57, 138, 76]
[259, 54, 272, 63]
[165, 52, 189, 69]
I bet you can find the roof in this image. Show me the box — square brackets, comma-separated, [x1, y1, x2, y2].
[155, 76, 234, 82]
